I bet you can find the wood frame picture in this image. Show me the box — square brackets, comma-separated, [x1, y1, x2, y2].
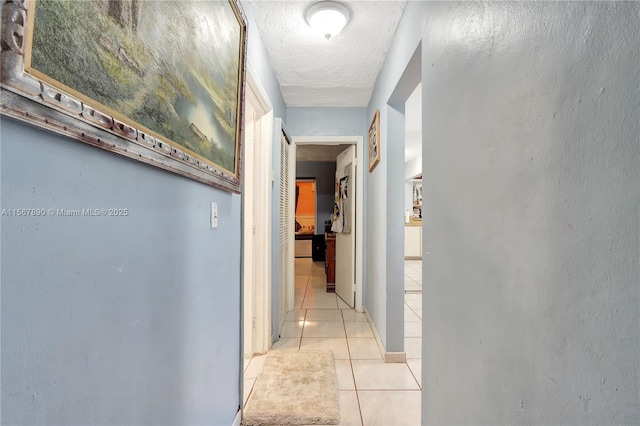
[368, 109, 380, 172]
[0, 0, 247, 192]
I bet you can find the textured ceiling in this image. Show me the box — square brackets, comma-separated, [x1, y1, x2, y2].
[296, 144, 352, 161]
[248, 1, 407, 107]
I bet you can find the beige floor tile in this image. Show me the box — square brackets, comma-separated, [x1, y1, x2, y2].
[280, 321, 304, 337]
[337, 298, 352, 310]
[303, 320, 346, 338]
[404, 321, 422, 338]
[404, 293, 422, 302]
[311, 261, 326, 269]
[300, 337, 350, 360]
[270, 337, 300, 351]
[406, 359, 422, 388]
[310, 292, 340, 301]
[295, 274, 310, 286]
[405, 299, 421, 311]
[338, 391, 363, 426]
[404, 308, 421, 322]
[285, 309, 306, 322]
[306, 287, 331, 297]
[341, 310, 367, 322]
[358, 390, 421, 425]
[335, 359, 355, 390]
[411, 309, 422, 320]
[244, 354, 266, 379]
[306, 309, 344, 321]
[351, 360, 420, 390]
[404, 281, 421, 292]
[309, 275, 327, 286]
[404, 338, 422, 359]
[347, 338, 382, 360]
[303, 295, 338, 309]
[344, 321, 374, 338]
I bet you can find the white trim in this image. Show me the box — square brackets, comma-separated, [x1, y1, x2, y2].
[291, 136, 364, 313]
[260, 109, 273, 353]
[233, 409, 242, 426]
[246, 62, 273, 112]
[243, 63, 273, 357]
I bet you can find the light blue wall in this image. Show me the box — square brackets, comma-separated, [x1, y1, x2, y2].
[286, 108, 367, 137]
[243, 2, 286, 118]
[418, 2, 639, 423]
[296, 161, 336, 232]
[1, 1, 287, 423]
[365, 3, 425, 351]
[374, 0, 640, 423]
[385, 104, 406, 352]
[1, 117, 241, 425]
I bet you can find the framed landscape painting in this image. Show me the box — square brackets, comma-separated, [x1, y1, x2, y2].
[368, 109, 380, 172]
[1, 0, 247, 192]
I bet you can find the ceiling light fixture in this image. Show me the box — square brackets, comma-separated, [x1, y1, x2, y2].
[305, 1, 351, 40]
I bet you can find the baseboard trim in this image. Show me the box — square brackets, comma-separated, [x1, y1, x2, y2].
[385, 352, 407, 363]
[233, 408, 241, 426]
[363, 307, 407, 363]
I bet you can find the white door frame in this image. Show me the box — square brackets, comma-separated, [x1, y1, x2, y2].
[289, 136, 364, 312]
[243, 62, 273, 356]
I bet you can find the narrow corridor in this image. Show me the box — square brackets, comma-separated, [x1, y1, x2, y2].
[243, 258, 422, 425]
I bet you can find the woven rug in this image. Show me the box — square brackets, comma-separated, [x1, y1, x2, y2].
[242, 351, 340, 426]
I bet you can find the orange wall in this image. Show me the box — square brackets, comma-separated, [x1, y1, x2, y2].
[296, 181, 315, 215]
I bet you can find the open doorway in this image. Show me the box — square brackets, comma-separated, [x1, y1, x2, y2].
[294, 179, 316, 258]
[404, 82, 423, 293]
[284, 136, 365, 314]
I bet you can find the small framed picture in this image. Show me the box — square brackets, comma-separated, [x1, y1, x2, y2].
[368, 109, 381, 172]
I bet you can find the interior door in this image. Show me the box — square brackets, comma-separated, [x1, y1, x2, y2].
[335, 145, 356, 307]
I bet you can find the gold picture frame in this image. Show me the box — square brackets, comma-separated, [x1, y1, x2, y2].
[368, 109, 381, 172]
[1, 0, 247, 192]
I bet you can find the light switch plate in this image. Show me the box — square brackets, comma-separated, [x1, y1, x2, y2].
[211, 202, 218, 229]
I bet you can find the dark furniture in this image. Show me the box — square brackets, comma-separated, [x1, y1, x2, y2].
[312, 234, 325, 261]
[325, 232, 336, 293]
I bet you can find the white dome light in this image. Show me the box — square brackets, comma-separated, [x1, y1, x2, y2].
[305, 1, 351, 40]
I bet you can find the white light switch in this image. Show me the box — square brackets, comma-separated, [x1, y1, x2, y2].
[211, 202, 218, 229]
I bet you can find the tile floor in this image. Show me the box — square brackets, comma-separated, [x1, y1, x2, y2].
[243, 258, 423, 426]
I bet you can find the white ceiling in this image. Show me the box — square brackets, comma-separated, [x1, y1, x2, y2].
[247, 0, 407, 108]
[296, 144, 352, 161]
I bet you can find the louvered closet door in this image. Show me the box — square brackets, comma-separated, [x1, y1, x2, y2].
[278, 130, 290, 333]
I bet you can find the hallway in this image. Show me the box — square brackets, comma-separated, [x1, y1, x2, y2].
[243, 258, 422, 425]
